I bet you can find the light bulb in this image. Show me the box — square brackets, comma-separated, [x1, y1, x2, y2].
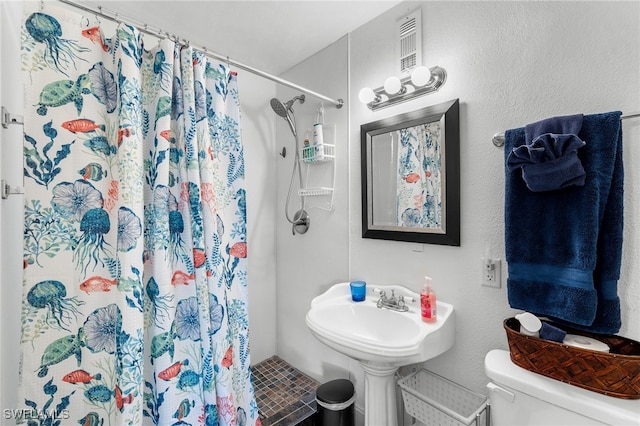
[411, 66, 432, 87]
[383, 76, 403, 95]
[359, 87, 376, 104]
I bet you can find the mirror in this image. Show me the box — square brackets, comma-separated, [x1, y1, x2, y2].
[361, 99, 460, 246]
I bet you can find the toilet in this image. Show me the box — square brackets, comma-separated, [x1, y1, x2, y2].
[484, 350, 640, 426]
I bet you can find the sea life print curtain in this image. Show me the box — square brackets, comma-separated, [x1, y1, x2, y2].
[396, 123, 442, 229]
[19, 3, 257, 425]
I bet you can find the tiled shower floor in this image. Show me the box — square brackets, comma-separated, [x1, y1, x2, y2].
[252, 356, 319, 426]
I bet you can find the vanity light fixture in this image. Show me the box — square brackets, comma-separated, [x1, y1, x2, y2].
[359, 65, 447, 111]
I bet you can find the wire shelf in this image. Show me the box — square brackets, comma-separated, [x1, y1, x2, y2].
[297, 187, 334, 197]
[398, 369, 488, 426]
[301, 144, 335, 163]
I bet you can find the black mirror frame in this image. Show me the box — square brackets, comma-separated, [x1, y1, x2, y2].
[360, 98, 460, 246]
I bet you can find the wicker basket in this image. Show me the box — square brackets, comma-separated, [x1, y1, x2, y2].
[504, 317, 640, 399]
[398, 369, 487, 426]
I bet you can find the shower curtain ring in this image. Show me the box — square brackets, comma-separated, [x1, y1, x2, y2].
[40, 0, 44, 10]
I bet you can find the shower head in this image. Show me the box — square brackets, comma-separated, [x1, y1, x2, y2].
[270, 94, 305, 137]
[270, 98, 289, 118]
[270, 95, 306, 117]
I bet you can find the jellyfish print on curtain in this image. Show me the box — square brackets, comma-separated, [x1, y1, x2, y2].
[396, 123, 443, 229]
[19, 3, 257, 425]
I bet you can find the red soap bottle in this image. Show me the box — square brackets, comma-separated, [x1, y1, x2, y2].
[421, 276, 437, 323]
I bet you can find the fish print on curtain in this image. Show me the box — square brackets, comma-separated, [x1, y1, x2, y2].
[19, 3, 258, 425]
[396, 123, 443, 229]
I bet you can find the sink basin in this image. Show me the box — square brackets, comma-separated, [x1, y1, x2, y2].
[305, 282, 455, 365]
[305, 282, 456, 426]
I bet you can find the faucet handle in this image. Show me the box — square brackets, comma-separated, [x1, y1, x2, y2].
[398, 295, 405, 308]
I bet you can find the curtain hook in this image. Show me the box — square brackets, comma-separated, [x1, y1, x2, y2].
[40, 0, 44, 11]
[226, 56, 231, 70]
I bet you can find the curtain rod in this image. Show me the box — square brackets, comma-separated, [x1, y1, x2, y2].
[56, 0, 344, 109]
[492, 112, 640, 147]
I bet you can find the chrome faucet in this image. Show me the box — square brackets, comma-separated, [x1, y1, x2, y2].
[376, 289, 409, 312]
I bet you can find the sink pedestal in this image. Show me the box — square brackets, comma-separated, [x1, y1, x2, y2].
[360, 362, 399, 426]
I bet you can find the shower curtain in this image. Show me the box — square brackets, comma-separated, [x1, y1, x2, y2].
[396, 123, 442, 229]
[19, 3, 258, 425]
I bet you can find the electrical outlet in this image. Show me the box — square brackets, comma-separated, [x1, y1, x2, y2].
[482, 257, 501, 288]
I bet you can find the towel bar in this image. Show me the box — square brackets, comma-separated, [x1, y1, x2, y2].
[492, 111, 640, 147]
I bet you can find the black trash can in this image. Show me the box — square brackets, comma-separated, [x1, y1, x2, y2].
[315, 378, 355, 426]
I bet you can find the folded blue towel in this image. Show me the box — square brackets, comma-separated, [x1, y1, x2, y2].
[539, 322, 567, 343]
[525, 114, 583, 144]
[505, 111, 623, 334]
[507, 133, 586, 192]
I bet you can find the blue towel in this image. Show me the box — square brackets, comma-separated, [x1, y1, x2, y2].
[524, 114, 583, 144]
[505, 111, 623, 334]
[539, 322, 567, 343]
[507, 133, 586, 192]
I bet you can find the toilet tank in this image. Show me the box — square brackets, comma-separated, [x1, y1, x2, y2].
[484, 350, 640, 426]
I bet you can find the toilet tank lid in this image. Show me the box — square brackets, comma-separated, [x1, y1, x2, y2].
[484, 350, 640, 425]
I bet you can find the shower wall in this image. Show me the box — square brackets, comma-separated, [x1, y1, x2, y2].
[275, 36, 353, 383]
[240, 76, 279, 365]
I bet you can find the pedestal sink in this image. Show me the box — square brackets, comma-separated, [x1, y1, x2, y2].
[305, 282, 455, 426]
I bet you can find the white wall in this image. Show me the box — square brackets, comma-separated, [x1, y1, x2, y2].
[273, 2, 640, 419]
[348, 1, 640, 401]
